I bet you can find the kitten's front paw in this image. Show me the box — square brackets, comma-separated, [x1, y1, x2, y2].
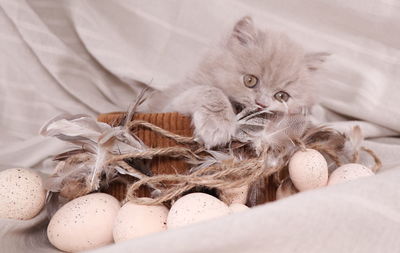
[192, 110, 236, 148]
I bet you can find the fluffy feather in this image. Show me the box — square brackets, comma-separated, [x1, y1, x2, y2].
[190, 150, 233, 173]
[341, 125, 364, 163]
[40, 114, 110, 153]
[44, 153, 96, 199]
[242, 112, 311, 156]
[40, 90, 152, 200]
[302, 125, 346, 151]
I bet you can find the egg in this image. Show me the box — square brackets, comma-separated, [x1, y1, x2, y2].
[167, 193, 230, 229]
[276, 179, 298, 200]
[229, 203, 249, 213]
[289, 149, 328, 191]
[222, 185, 248, 205]
[47, 193, 120, 252]
[0, 168, 46, 220]
[328, 163, 374, 186]
[113, 199, 168, 242]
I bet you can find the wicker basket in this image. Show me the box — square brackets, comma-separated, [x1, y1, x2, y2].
[98, 112, 194, 201]
[98, 112, 277, 204]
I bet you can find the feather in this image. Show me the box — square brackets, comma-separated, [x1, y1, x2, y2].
[236, 108, 273, 123]
[235, 108, 273, 143]
[124, 87, 151, 126]
[54, 149, 87, 161]
[99, 127, 144, 153]
[45, 191, 59, 218]
[302, 125, 346, 152]
[40, 114, 110, 142]
[45, 192, 71, 218]
[90, 145, 108, 190]
[40, 114, 110, 153]
[123, 158, 153, 177]
[115, 165, 145, 179]
[115, 164, 161, 195]
[276, 177, 298, 198]
[341, 125, 364, 163]
[44, 154, 96, 199]
[190, 150, 233, 173]
[251, 113, 310, 156]
[40, 89, 152, 200]
[246, 178, 268, 207]
[348, 125, 363, 150]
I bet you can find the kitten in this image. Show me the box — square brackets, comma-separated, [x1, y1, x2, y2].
[142, 16, 328, 148]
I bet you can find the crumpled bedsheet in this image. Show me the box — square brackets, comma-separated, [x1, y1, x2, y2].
[0, 0, 399, 252]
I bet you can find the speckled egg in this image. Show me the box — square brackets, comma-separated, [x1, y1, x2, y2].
[289, 149, 328, 191]
[229, 203, 249, 213]
[113, 199, 168, 242]
[0, 168, 46, 220]
[47, 193, 120, 252]
[328, 163, 374, 186]
[167, 193, 230, 229]
[222, 185, 248, 205]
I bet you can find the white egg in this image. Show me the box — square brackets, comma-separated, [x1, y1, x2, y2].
[222, 185, 248, 205]
[167, 193, 230, 229]
[0, 168, 46, 220]
[328, 163, 374, 186]
[113, 199, 168, 242]
[229, 203, 249, 213]
[47, 193, 120, 252]
[289, 149, 328, 191]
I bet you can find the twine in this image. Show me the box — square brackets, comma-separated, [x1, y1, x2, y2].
[352, 150, 360, 164]
[106, 120, 383, 206]
[350, 147, 382, 172]
[360, 147, 382, 173]
[127, 120, 196, 144]
[123, 158, 274, 205]
[106, 146, 202, 165]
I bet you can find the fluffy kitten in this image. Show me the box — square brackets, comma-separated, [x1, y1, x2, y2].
[142, 16, 328, 148]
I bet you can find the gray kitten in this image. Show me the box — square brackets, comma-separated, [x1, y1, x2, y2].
[142, 16, 328, 148]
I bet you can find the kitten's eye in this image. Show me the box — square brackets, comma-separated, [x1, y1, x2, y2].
[243, 74, 259, 88]
[274, 91, 290, 102]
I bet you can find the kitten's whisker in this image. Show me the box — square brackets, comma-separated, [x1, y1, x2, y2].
[236, 111, 251, 121]
[282, 101, 289, 114]
[302, 106, 309, 116]
[288, 136, 296, 146]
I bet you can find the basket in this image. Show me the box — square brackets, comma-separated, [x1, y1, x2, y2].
[98, 112, 194, 201]
[98, 112, 277, 204]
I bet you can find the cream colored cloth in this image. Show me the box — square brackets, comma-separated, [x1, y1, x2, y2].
[0, 0, 399, 252]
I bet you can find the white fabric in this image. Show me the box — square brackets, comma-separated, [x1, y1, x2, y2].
[0, 0, 399, 252]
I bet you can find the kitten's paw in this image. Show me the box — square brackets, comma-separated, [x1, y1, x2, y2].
[192, 110, 236, 148]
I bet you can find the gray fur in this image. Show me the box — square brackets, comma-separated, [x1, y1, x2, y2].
[142, 16, 328, 148]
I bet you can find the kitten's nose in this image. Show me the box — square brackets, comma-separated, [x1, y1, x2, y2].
[256, 101, 268, 108]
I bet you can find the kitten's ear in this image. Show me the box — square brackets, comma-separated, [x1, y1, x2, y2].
[231, 16, 257, 45]
[305, 52, 330, 71]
